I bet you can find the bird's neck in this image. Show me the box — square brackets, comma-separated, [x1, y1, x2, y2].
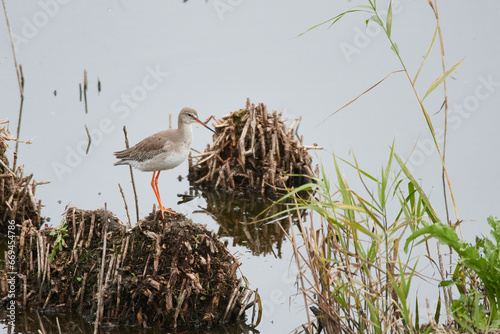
[178, 122, 193, 144]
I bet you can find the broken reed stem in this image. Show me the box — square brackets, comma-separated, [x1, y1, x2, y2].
[13, 86, 24, 172]
[35, 309, 46, 334]
[94, 205, 109, 334]
[1, 0, 22, 95]
[85, 124, 91, 154]
[123, 126, 139, 222]
[173, 287, 187, 328]
[83, 69, 88, 114]
[56, 317, 62, 334]
[118, 183, 132, 229]
[289, 208, 312, 326]
[436, 242, 452, 323]
[1, 0, 24, 171]
[223, 278, 242, 321]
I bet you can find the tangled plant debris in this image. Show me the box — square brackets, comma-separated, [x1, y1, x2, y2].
[188, 99, 320, 194]
[0, 120, 48, 230]
[2, 208, 259, 329]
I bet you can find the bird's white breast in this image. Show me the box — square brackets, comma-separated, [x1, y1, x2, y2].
[136, 140, 190, 172]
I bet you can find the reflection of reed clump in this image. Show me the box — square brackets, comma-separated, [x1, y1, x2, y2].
[6, 208, 257, 329]
[188, 98, 319, 194]
[0, 122, 48, 229]
[194, 187, 307, 257]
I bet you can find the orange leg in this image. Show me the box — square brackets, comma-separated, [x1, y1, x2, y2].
[150, 171, 174, 218]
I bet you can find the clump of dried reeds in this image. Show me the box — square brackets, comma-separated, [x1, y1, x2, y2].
[188, 99, 321, 195]
[4, 207, 259, 330]
[0, 121, 48, 229]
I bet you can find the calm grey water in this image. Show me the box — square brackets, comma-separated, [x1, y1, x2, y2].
[1, 0, 500, 333]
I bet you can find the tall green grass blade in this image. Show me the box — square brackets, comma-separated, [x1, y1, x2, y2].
[422, 58, 465, 100]
[389, 273, 406, 309]
[318, 70, 403, 126]
[415, 296, 420, 332]
[367, 301, 382, 334]
[355, 4, 374, 11]
[386, 0, 393, 38]
[339, 155, 378, 183]
[378, 145, 395, 209]
[368, 14, 383, 27]
[299, 18, 336, 36]
[408, 182, 415, 210]
[413, 26, 438, 84]
[434, 294, 441, 325]
[299, 8, 372, 36]
[333, 154, 356, 223]
[395, 154, 440, 224]
[356, 196, 383, 228]
[390, 42, 399, 55]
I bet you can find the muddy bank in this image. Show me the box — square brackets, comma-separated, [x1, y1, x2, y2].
[2, 208, 258, 329]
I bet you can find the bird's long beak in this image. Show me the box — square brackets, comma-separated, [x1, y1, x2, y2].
[195, 119, 216, 134]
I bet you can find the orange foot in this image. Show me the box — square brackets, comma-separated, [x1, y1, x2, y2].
[158, 206, 175, 219]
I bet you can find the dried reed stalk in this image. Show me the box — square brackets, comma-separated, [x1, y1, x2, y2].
[83, 69, 88, 114]
[122, 126, 139, 222]
[94, 206, 109, 334]
[118, 183, 132, 228]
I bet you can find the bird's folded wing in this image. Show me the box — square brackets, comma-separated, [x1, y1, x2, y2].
[114, 131, 171, 162]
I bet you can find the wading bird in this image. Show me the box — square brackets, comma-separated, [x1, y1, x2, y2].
[114, 107, 215, 218]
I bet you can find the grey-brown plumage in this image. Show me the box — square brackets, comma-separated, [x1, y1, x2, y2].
[114, 107, 215, 217]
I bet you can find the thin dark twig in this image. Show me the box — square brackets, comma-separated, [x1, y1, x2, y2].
[2, 0, 25, 170]
[13, 83, 24, 171]
[123, 126, 139, 221]
[85, 124, 91, 154]
[35, 309, 46, 334]
[1, 0, 22, 94]
[83, 69, 88, 114]
[118, 183, 132, 229]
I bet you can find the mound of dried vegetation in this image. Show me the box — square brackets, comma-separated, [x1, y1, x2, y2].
[188, 99, 320, 194]
[3, 208, 258, 329]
